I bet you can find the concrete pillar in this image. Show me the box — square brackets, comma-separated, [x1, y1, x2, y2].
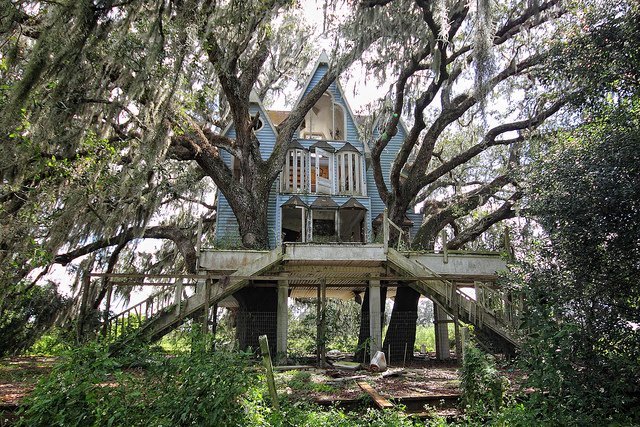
[369, 280, 382, 357]
[276, 281, 288, 365]
[434, 304, 451, 360]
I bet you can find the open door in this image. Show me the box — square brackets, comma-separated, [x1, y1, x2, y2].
[281, 196, 307, 243]
[339, 198, 366, 243]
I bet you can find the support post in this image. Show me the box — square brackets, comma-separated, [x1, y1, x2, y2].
[369, 280, 382, 357]
[434, 305, 451, 360]
[382, 208, 389, 253]
[276, 280, 289, 365]
[202, 279, 211, 334]
[441, 229, 449, 264]
[102, 283, 113, 338]
[259, 335, 280, 411]
[174, 278, 183, 313]
[316, 280, 327, 367]
[454, 313, 462, 362]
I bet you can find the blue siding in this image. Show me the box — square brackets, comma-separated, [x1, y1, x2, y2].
[367, 122, 407, 219]
[215, 56, 418, 248]
[215, 102, 279, 247]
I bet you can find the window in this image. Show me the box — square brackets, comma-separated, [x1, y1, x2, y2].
[336, 143, 363, 195]
[281, 142, 308, 193]
[281, 196, 307, 243]
[339, 198, 367, 243]
[251, 114, 264, 132]
[310, 141, 334, 194]
[310, 196, 338, 243]
[299, 92, 346, 141]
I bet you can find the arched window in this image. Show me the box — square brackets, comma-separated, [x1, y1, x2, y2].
[336, 143, 363, 195]
[281, 141, 308, 193]
[299, 92, 346, 141]
[310, 196, 338, 242]
[339, 197, 367, 243]
[281, 196, 307, 243]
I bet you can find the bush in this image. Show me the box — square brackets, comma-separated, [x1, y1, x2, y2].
[18, 338, 256, 426]
[459, 343, 509, 419]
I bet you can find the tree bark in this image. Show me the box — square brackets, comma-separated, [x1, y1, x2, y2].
[382, 286, 420, 363]
[354, 286, 387, 362]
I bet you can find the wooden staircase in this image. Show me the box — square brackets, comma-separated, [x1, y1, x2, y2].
[387, 248, 520, 353]
[104, 247, 283, 343]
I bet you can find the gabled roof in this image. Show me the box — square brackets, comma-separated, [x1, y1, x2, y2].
[289, 139, 308, 150]
[292, 52, 363, 140]
[340, 197, 366, 210]
[309, 140, 335, 153]
[311, 196, 339, 209]
[267, 110, 290, 126]
[282, 195, 308, 208]
[336, 142, 360, 153]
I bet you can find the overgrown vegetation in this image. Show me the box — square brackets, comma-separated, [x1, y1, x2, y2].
[18, 336, 254, 427]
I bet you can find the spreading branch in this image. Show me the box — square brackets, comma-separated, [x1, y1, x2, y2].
[54, 225, 197, 273]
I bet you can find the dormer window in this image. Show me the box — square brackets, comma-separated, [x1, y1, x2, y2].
[336, 143, 364, 195]
[281, 140, 308, 193]
[299, 92, 346, 141]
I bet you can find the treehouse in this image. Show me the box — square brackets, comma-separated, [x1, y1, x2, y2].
[100, 54, 520, 366]
[215, 53, 423, 247]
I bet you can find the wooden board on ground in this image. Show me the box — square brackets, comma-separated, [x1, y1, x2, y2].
[273, 365, 315, 371]
[357, 381, 393, 409]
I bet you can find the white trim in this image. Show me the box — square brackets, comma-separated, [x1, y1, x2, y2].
[292, 54, 362, 141]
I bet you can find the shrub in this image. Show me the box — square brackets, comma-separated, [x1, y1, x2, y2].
[459, 343, 509, 418]
[18, 338, 256, 426]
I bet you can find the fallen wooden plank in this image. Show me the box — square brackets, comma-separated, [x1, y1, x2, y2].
[273, 365, 315, 371]
[357, 381, 394, 409]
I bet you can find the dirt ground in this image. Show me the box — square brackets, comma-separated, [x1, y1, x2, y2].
[0, 357, 55, 407]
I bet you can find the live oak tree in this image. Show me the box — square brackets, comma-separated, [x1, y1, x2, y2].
[0, 0, 381, 350]
[515, 1, 640, 422]
[356, 0, 570, 359]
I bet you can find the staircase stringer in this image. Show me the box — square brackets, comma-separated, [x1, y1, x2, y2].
[387, 248, 519, 348]
[141, 247, 284, 341]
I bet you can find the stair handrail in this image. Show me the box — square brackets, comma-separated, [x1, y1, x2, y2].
[105, 286, 177, 339]
[383, 208, 406, 252]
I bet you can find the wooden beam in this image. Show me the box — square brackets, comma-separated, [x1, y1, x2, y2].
[259, 335, 280, 411]
[357, 381, 393, 410]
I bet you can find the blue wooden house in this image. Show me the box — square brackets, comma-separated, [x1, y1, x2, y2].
[215, 53, 422, 247]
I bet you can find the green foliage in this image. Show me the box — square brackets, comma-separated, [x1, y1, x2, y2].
[459, 344, 509, 419]
[0, 282, 69, 357]
[245, 399, 422, 427]
[286, 371, 335, 394]
[18, 339, 256, 427]
[26, 328, 72, 356]
[512, 101, 640, 425]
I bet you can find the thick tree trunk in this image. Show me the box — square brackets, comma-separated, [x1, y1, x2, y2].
[354, 287, 387, 363]
[236, 201, 270, 249]
[382, 286, 420, 363]
[233, 286, 277, 355]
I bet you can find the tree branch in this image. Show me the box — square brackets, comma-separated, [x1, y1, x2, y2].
[446, 192, 522, 250]
[54, 225, 197, 273]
